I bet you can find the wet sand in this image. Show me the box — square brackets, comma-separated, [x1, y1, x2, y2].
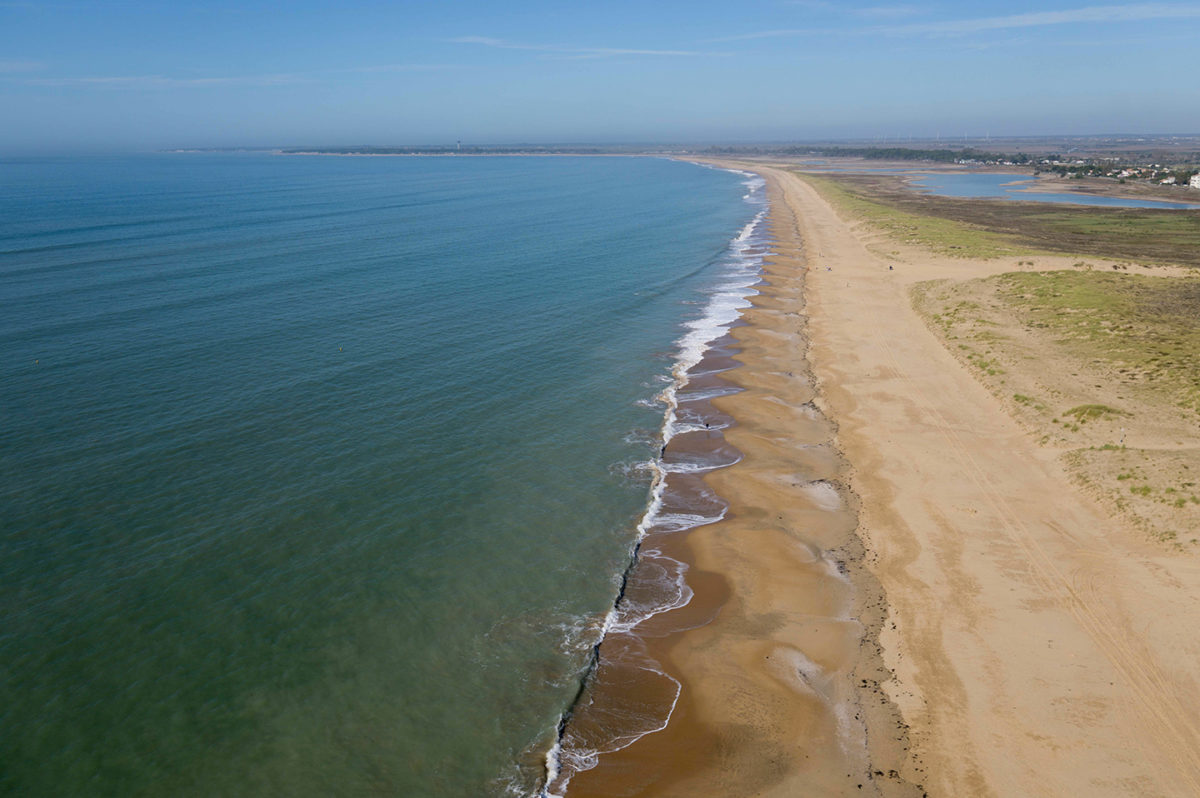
[556, 174, 916, 796]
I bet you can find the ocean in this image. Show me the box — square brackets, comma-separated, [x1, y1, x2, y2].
[0, 154, 765, 795]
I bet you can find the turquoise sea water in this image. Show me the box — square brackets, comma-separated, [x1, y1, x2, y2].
[0, 155, 760, 795]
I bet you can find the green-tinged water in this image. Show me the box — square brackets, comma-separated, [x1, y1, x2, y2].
[0, 154, 758, 795]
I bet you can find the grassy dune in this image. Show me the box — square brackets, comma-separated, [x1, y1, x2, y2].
[803, 171, 1200, 268]
[913, 270, 1200, 548]
[800, 173, 1029, 259]
[992, 271, 1200, 416]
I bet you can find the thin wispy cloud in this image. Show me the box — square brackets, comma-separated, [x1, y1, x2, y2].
[10, 73, 305, 88]
[0, 59, 44, 72]
[890, 3, 1200, 35]
[707, 26, 828, 41]
[342, 63, 462, 74]
[781, 0, 835, 10]
[782, 1, 921, 17]
[448, 35, 717, 58]
[851, 5, 923, 19]
[717, 2, 1200, 41]
[4, 63, 463, 88]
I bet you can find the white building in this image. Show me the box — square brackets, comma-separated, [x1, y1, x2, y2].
[1191, 174, 1200, 189]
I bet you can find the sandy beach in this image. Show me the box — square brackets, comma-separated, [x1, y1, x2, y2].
[561, 168, 910, 798]
[718, 162, 1200, 796]
[551, 157, 1200, 796]
[563, 159, 1200, 796]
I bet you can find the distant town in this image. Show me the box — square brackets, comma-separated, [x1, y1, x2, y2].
[700, 135, 1200, 190]
[1032, 160, 1200, 188]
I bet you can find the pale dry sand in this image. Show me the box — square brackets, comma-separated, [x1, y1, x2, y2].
[748, 162, 1200, 797]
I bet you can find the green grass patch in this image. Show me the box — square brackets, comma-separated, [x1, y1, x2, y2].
[800, 172, 1200, 268]
[798, 173, 1027, 259]
[962, 349, 1006, 376]
[1064, 404, 1129, 423]
[993, 271, 1200, 415]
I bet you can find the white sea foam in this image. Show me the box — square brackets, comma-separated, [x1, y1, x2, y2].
[606, 552, 694, 635]
[649, 510, 727, 534]
[538, 165, 768, 798]
[542, 658, 682, 798]
[675, 385, 742, 403]
[670, 420, 728, 435]
[659, 454, 743, 474]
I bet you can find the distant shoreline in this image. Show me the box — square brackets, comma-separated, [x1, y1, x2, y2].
[165, 147, 1200, 207]
[278, 150, 657, 157]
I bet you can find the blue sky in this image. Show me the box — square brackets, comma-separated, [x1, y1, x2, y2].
[2, 1, 1198, 152]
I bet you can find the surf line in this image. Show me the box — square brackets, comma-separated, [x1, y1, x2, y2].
[537, 172, 769, 798]
[538, 525, 654, 797]
[536, 367, 682, 798]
